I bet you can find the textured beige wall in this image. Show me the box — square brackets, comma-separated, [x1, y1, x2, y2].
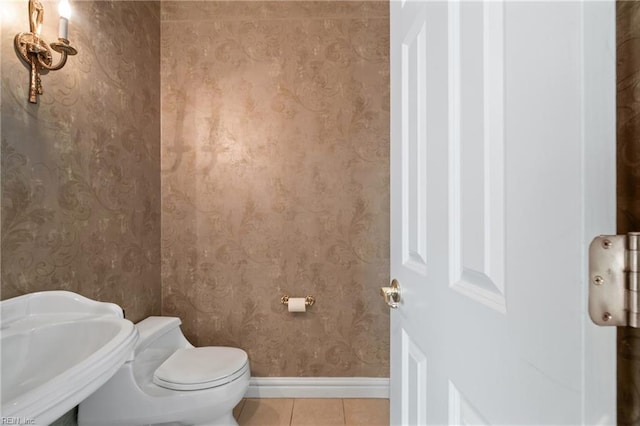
[1, 1, 162, 323]
[161, 1, 390, 377]
[618, 1, 640, 423]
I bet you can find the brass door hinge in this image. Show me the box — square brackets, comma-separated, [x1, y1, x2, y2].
[589, 233, 640, 327]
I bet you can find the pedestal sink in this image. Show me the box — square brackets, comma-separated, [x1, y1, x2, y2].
[1, 291, 138, 425]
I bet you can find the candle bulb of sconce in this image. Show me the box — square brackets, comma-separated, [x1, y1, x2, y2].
[58, 0, 71, 40]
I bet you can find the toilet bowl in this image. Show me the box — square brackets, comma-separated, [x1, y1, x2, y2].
[78, 316, 250, 426]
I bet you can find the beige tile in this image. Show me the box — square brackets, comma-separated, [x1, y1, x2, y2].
[290, 398, 345, 426]
[238, 398, 294, 426]
[233, 399, 246, 420]
[344, 399, 389, 426]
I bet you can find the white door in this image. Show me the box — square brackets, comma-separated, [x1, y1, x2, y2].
[389, 1, 616, 424]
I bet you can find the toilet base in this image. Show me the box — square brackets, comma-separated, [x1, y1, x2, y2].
[153, 412, 237, 426]
[193, 412, 238, 426]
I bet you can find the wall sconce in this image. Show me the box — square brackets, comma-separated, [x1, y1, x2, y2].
[14, 0, 78, 104]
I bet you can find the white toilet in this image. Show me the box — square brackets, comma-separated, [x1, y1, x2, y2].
[78, 316, 250, 426]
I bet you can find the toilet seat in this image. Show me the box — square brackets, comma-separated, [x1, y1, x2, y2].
[153, 347, 249, 391]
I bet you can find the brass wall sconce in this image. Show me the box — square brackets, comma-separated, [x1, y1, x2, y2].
[14, 0, 77, 104]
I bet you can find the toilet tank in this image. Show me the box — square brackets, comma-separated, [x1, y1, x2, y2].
[131, 317, 193, 389]
[134, 316, 193, 356]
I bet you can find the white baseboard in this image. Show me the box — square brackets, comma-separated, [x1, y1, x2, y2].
[246, 377, 389, 399]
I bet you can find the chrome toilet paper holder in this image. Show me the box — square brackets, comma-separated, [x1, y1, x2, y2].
[281, 295, 315, 307]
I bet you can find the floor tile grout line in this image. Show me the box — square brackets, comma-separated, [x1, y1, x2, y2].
[289, 397, 295, 426]
[342, 398, 347, 426]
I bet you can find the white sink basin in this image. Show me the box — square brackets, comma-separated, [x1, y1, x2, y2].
[1, 291, 138, 425]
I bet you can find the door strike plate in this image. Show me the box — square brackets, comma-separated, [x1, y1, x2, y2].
[589, 233, 640, 327]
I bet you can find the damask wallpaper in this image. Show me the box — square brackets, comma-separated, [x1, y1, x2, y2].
[618, 1, 640, 423]
[160, 1, 390, 377]
[0, 1, 162, 323]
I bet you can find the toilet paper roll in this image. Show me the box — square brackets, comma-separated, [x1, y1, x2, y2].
[288, 297, 307, 312]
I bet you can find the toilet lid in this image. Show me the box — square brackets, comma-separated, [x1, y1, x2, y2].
[153, 347, 249, 391]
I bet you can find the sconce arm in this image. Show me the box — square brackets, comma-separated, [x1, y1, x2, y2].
[14, 31, 77, 103]
[37, 39, 76, 71]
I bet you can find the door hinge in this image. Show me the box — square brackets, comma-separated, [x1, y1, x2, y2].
[589, 233, 640, 327]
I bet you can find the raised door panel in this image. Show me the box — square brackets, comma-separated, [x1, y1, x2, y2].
[448, 1, 506, 314]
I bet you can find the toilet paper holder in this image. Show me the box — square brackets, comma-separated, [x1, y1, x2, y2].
[281, 295, 315, 307]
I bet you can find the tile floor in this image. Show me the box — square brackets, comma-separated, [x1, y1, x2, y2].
[233, 398, 389, 426]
